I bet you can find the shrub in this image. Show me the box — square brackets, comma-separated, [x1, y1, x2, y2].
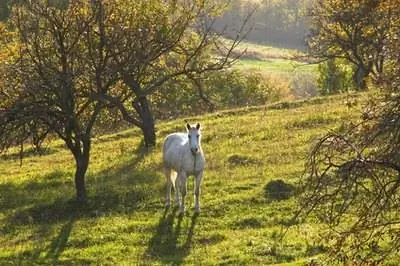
[317, 59, 355, 95]
[264, 179, 295, 200]
[150, 69, 289, 120]
[208, 69, 289, 108]
[290, 71, 318, 98]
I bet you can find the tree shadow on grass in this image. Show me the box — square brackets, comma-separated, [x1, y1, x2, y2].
[2, 139, 157, 223]
[0, 212, 86, 265]
[144, 208, 199, 265]
[93, 129, 142, 144]
[4, 164, 158, 227]
[0, 140, 160, 264]
[95, 139, 156, 180]
[0, 169, 71, 213]
[0, 147, 58, 161]
[88, 140, 161, 213]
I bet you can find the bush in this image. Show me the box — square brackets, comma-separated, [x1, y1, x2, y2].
[290, 71, 318, 98]
[207, 69, 289, 108]
[264, 179, 295, 200]
[150, 69, 288, 120]
[317, 59, 355, 95]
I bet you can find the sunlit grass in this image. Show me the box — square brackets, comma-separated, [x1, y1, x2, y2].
[235, 58, 317, 74]
[223, 38, 316, 76]
[223, 38, 304, 60]
[0, 93, 366, 265]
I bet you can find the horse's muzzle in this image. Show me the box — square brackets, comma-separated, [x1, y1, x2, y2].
[191, 148, 199, 155]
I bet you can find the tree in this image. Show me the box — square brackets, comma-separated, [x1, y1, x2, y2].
[0, 1, 116, 201]
[96, 0, 245, 146]
[215, 0, 312, 49]
[295, 1, 400, 262]
[307, 0, 396, 90]
[0, 0, 11, 21]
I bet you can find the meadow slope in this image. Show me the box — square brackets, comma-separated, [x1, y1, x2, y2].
[0, 93, 364, 265]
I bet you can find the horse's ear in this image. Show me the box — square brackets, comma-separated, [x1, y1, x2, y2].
[186, 123, 191, 130]
[196, 123, 201, 130]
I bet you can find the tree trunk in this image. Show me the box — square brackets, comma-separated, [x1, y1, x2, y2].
[353, 66, 369, 90]
[74, 153, 89, 202]
[71, 137, 91, 202]
[134, 96, 156, 147]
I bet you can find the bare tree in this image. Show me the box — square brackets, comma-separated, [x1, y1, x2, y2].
[295, 5, 400, 262]
[96, 0, 247, 146]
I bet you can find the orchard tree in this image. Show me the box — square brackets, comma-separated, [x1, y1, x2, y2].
[96, 0, 245, 146]
[0, 0, 11, 21]
[307, 0, 396, 89]
[0, 1, 117, 201]
[295, 1, 400, 263]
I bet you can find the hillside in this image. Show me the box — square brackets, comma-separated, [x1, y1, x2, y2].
[227, 39, 314, 73]
[0, 93, 365, 265]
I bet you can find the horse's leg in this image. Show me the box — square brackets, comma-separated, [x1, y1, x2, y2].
[164, 167, 172, 208]
[179, 171, 188, 214]
[194, 171, 203, 213]
[174, 171, 180, 207]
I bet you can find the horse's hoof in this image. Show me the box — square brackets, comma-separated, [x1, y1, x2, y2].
[194, 208, 201, 214]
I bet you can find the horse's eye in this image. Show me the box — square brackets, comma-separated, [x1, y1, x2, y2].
[196, 135, 200, 138]
[188, 135, 191, 139]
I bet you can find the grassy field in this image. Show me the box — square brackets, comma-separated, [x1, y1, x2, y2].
[234, 40, 302, 60]
[230, 40, 319, 99]
[223, 39, 316, 75]
[236, 58, 316, 74]
[0, 93, 366, 265]
[231, 40, 316, 74]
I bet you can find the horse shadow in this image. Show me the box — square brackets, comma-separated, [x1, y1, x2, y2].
[144, 207, 199, 265]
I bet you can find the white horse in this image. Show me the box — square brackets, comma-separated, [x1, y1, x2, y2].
[162, 122, 205, 214]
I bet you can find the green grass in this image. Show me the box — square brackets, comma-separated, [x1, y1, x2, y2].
[0, 93, 365, 265]
[224, 39, 303, 60]
[222, 38, 317, 75]
[227, 39, 317, 75]
[235, 58, 317, 74]
[231, 41, 318, 98]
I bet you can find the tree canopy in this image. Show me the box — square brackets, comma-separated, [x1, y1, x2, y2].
[307, 0, 397, 89]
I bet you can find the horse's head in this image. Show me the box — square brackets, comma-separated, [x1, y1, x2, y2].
[186, 122, 201, 155]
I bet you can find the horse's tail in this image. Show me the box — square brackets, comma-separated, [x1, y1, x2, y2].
[164, 167, 178, 189]
[170, 170, 178, 189]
